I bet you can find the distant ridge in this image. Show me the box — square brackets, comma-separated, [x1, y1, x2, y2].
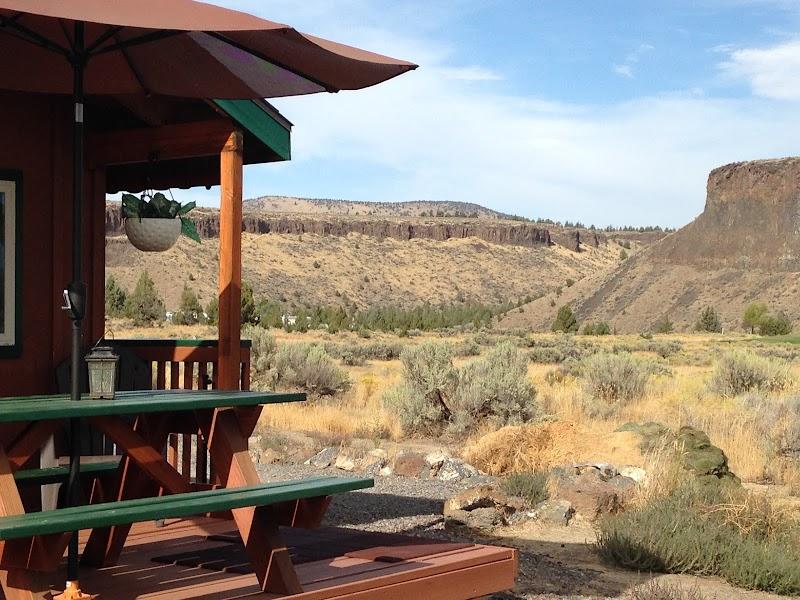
[243, 196, 517, 220]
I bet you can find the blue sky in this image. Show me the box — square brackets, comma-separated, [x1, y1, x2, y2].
[184, 1, 800, 227]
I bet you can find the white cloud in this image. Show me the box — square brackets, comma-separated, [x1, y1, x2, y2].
[195, 1, 800, 228]
[613, 64, 634, 78]
[721, 39, 800, 100]
[612, 43, 654, 79]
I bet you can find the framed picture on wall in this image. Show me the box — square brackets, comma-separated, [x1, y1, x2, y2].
[0, 171, 21, 358]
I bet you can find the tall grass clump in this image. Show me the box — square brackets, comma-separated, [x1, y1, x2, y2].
[384, 341, 538, 436]
[502, 471, 550, 507]
[581, 352, 651, 405]
[626, 580, 707, 600]
[709, 350, 792, 397]
[597, 482, 800, 595]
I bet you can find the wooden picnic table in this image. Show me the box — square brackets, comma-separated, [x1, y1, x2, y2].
[0, 389, 373, 600]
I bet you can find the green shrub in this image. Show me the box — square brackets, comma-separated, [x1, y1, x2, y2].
[385, 341, 539, 436]
[450, 342, 539, 434]
[597, 483, 800, 595]
[272, 344, 351, 396]
[644, 340, 682, 359]
[654, 315, 674, 334]
[581, 352, 651, 404]
[760, 312, 793, 336]
[709, 351, 792, 397]
[694, 306, 722, 333]
[383, 383, 445, 435]
[502, 471, 550, 507]
[453, 339, 481, 357]
[743, 302, 768, 334]
[125, 271, 164, 325]
[399, 342, 457, 405]
[583, 321, 611, 336]
[249, 327, 278, 390]
[174, 284, 203, 325]
[205, 297, 218, 325]
[552, 305, 578, 333]
[529, 337, 595, 364]
[240, 281, 257, 325]
[105, 275, 127, 318]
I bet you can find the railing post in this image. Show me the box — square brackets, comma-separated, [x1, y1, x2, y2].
[218, 130, 243, 391]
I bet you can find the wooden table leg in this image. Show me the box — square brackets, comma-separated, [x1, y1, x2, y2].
[0, 448, 53, 600]
[201, 408, 303, 594]
[81, 414, 180, 568]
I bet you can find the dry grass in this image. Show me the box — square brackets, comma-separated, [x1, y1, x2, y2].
[463, 421, 644, 476]
[258, 365, 403, 441]
[112, 322, 800, 491]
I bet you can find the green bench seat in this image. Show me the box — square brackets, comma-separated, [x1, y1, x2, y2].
[0, 476, 372, 540]
[14, 458, 121, 487]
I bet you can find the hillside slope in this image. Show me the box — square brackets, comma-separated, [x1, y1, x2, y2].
[106, 231, 622, 312]
[499, 158, 800, 333]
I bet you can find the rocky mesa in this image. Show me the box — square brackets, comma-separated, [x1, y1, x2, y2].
[499, 157, 800, 333]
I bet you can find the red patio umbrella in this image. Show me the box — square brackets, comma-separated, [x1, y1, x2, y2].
[0, 2, 416, 597]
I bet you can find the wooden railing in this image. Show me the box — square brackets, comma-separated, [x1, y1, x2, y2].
[112, 339, 252, 485]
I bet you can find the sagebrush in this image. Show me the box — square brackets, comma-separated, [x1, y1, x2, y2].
[384, 341, 538, 435]
[709, 350, 792, 397]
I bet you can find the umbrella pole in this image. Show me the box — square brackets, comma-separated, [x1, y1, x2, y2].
[55, 20, 94, 600]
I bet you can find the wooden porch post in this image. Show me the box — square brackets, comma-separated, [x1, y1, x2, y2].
[218, 130, 243, 390]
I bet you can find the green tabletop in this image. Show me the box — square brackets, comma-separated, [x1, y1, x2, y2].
[0, 390, 305, 423]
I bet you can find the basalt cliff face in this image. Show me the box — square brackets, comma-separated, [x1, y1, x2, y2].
[106, 204, 604, 250]
[652, 158, 800, 270]
[499, 157, 800, 333]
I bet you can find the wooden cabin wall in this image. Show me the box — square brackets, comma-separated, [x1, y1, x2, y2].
[0, 91, 105, 397]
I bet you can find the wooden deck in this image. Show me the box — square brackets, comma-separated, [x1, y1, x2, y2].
[13, 518, 517, 599]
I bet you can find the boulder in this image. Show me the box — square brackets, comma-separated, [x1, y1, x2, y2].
[676, 426, 739, 484]
[444, 485, 525, 531]
[446, 485, 526, 515]
[425, 449, 451, 475]
[334, 454, 356, 472]
[619, 466, 647, 484]
[305, 447, 338, 469]
[531, 499, 575, 526]
[445, 506, 504, 530]
[436, 458, 479, 482]
[573, 462, 618, 480]
[393, 451, 429, 478]
[552, 467, 636, 519]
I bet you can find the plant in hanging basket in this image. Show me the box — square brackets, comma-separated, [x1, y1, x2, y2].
[121, 192, 201, 252]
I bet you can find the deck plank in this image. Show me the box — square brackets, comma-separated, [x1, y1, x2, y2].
[0, 518, 516, 600]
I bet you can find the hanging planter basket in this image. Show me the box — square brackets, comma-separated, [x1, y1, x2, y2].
[121, 191, 201, 252]
[125, 218, 181, 252]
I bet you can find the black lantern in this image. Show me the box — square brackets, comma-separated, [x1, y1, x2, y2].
[85, 346, 118, 399]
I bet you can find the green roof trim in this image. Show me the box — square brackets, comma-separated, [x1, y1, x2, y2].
[213, 99, 291, 161]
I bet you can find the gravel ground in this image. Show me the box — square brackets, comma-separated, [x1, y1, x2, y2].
[256, 463, 593, 600]
[258, 462, 496, 535]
